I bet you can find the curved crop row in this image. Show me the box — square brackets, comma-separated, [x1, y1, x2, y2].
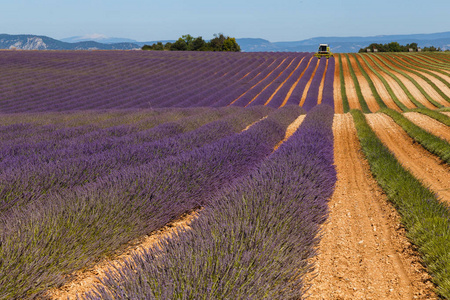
[85, 104, 336, 300]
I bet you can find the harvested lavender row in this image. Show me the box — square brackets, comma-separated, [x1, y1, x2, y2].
[0, 106, 303, 299]
[0, 107, 270, 212]
[321, 57, 335, 109]
[302, 58, 327, 111]
[87, 104, 336, 300]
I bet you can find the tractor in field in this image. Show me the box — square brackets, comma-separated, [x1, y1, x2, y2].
[314, 44, 333, 59]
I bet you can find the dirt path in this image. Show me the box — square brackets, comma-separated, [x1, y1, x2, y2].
[44, 210, 200, 300]
[443, 112, 450, 117]
[45, 114, 306, 300]
[340, 55, 362, 110]
[317, 59, 328, 105]
[334, 57, 343, 113]
[264, 57, 305, 106]
[394, 56, 450, 102]
[366, 113, 450, 202]
[281, 56, 314, 107]
[371, 56, 436, 109]
[305, 114, 436, 300]
[228, 58, 286, 106]
[355, 55, 401, 111]
[364, 56, 417, 110]
[348, 55, 379, 112]
[299, 58, 320, 106]
[404, 112, 450, 142]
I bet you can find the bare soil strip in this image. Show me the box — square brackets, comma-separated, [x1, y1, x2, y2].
[334, 57, 344, 113]
[273, 114, 305, 150]
[443, 112, 450, 118]
[228, 58, 286, 106]
[299, 58, 320, 106]
[46, 115, 306, 300]
[305, 114, 436, 300]
[394, 56, 450, 100]
[245, 58, 297, 107]
[366, 113, 450, 202]
[404, 112, 450, 142]
[281, 56, 313, 107]
[355, 55, 401, 111]
[264, 57, 306, 106]
[45, 210, 200, 300]
[317, 59, 329, 105]
[340, 55, 361, 110]
[372, 56, 437, 109]
[348, 55, 379, 112]
[364, 56, 417, 109]
[241, 115, 268, 132]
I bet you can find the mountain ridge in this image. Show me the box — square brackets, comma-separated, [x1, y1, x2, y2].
[1, 32, 449, 52]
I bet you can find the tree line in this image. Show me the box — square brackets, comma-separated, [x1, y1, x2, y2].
[142, 34, 241, 52]
[359, 42, 444, 53]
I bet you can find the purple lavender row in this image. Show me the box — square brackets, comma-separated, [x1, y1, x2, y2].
[0, 108, 208, 159]
[0, 106, 303, 300]
[230, 55, 297, 107]
[321, 57, 336, 109]
[285, 56, 319, 106]
[266, 53, 314, 108]
[0, 107, 271, 212]
[86, 104, 336, 300]
[199, 57, 280, 107]
[302, 58, 328, 111]
[247, 55, 304, 107]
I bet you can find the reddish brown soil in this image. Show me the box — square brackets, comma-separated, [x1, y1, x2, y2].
[44, 210, 199, 300]
[372, 56, 438, 109]
[442, 112, 450, 117]
[228, 58, 284, 106]
[299, 58, 320, 106]
[354, 55, 401, 111]
[305, 114, 436, 299]
[340, 54, 362, 110]
[364, 56, 417, 109]
[281, 56, 314, 107]
[348, 55, 379, 112]
[393, 56, 450, 105]
[404, 112, 450, 142]
[317, 59, 328, 105]
[334, 57, 343, 114]
[366, 113, 450, 202]
[265, 57, 306, 106]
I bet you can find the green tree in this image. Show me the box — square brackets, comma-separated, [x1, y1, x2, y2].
[170, 38, 188, 51]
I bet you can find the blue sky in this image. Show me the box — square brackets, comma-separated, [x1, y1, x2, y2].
[1, 0, 449, 42]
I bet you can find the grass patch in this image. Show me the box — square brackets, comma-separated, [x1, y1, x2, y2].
[380, 108, 450, 164]
[359, 54, 408, 111]
[352, 54, 387, 110]
[365, 55, 425, 108]
[351, 109, 450, 298]
[409, 108, 450, 126]
[344, 54, 370, 113]
[338, 54, 350, 113]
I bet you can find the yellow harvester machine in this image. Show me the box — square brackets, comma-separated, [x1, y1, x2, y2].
[314, 44, 333, 59]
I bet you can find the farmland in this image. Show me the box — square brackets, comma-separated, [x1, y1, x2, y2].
[0, 50, 449, 299]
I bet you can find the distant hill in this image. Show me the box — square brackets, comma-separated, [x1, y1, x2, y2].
[1, 32, 449, 52]
[0, 34, 139, 50]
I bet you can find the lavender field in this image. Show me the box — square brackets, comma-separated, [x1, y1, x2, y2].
[0, 50, 334, 112]
[0, 50, 342, 299]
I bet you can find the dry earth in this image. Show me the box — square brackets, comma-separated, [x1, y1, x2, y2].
[305, 114, 436, 300]
[334, 57, 343, 113]
[348, 55, 379, 112]
[340, 55, 361, 110]
[404, 112, 450, 142]
[354, 55, 401, 111]
[366, 113, 450, 202]
[45, 114, 306, 300]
